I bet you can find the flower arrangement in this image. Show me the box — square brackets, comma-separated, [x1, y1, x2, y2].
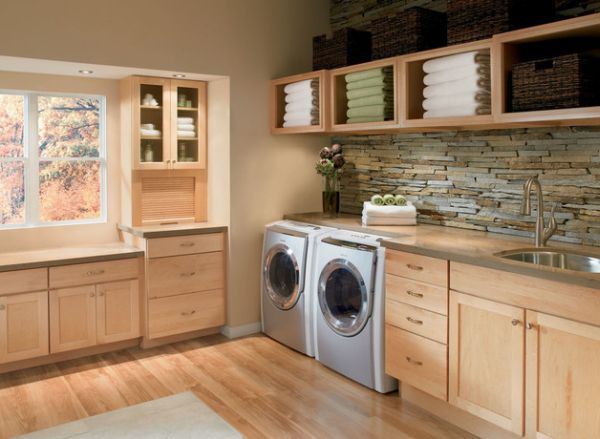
[316, 144, 345, 215]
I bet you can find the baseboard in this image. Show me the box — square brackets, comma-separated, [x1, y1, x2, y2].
[221, 322, 262, 339]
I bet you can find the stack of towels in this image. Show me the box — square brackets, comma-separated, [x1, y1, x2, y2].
[177, 117, 196, 138]
[362, 194, 417, 226]
[283, 79, 319, 128]
[422, 51, 491, 118]
[140, 123, 161, 137]
[345, 67, 393, 124]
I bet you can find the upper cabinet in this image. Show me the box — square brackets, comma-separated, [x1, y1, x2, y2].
[122, 76, 207, 170]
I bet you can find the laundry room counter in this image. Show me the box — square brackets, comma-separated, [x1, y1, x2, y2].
[284, 212, 600, 289]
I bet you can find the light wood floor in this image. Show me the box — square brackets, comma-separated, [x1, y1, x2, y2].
[0, 334, 473, 439]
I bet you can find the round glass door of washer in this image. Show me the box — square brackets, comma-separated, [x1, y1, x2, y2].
[264, 244, 300, 310]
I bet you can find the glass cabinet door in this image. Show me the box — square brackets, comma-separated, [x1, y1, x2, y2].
[170, 79, 207, 170]
[133, 77, 170, 170]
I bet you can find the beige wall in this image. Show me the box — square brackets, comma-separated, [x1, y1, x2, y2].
[0, 0, 330, 327]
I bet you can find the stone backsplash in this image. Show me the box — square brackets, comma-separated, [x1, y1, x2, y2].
[336, 127, 600, 245]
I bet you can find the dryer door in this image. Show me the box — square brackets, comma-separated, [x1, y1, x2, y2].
[264, 243, 301, 310]
[318, 258, 372, 337]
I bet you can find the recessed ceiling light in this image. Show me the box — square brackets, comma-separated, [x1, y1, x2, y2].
[78, 69, 94, 75]
[173, 73, 186, 78]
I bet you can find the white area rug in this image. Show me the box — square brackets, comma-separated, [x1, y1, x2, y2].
[15, 392, 243, 439]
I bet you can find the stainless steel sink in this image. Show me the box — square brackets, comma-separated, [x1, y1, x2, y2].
[495, 249, 600, 273]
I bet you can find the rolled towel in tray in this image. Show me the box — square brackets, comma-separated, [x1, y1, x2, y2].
[423, 51, 490, 74]
[371, 194, 384, 206]
[424, 103, 491, 118]
[346, 75, 392, 90]
[423, 75, 490, 99]
[363, 201, 416, 218]
[284, 79, 317, 94]
[382, 194, 396, 205]
[423, 92, 490, 111]
[424, 64, 490, 86]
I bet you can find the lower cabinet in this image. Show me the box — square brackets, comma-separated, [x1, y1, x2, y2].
[449, 291, 525, 435]
[0, 291, 49, 363]
[526, 311, 600, 439]
[50, 280, 140, 353]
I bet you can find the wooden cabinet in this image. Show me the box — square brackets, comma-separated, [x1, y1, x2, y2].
[526, 311, 600, 439]
[0, 291, 49, 364]
[122, 76, 207, 171]
[49, 285, 97, 353]
[97, 280, 140, 345]
[449, 291, 525, 435]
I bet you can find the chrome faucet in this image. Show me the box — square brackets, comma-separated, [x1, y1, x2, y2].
[521, 176, 557, 247]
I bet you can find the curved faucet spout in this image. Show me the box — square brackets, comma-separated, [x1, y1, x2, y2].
[521, 176, 556, 247]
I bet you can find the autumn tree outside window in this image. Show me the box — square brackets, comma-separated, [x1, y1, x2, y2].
[0, 91, 106, 227]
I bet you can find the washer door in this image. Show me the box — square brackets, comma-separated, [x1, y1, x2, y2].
[318, 258, 371, 337]
[264, 243, 301, 310]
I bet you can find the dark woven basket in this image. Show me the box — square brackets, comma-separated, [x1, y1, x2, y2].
[370, 7, 447, 60]
[313, 28, 371, 70]
[512, 53, 600, 112]
[447, 0, 555, 44]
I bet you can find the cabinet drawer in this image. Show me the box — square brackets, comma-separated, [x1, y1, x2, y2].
[147, 233, 224, 258]
[0, 268, 48, 296]
[386, 250, 447, 287]
[148, 252, 224, 298]
[386, 324, 447, 401]
[386, 274, 447, 315]
[49, 258, 139, 289]
[386, 300, 447, 344]
[148, 289, 225, 339]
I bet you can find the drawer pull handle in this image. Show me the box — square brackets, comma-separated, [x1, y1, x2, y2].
[180, 271, 196, 277]
[406, 264, 423, 271]
[180, 242, 195, 247]
[98, 291, 105, 297]
[406, 290, 423, 298]
[0, 304, 5, 311]
[406, 316, 423, 325]
[86, 269, 105, 276]
[90, 292, 95, 298]
[181, 310, 196, 316]
[406, 356, 423, 366]
[511, 319, 521, 326]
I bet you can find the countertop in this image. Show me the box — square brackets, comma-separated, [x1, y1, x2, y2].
[118, 222, 228, 239]
[0, 242, 144, 272]
[285, 212, 600, 290]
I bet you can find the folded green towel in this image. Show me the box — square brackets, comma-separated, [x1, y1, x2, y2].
[346, 75, 392, 90]
[347, 104, 393, 118]
[347, 94, 393, 108]
[371, 194, 384, 206]
[347, 116, 386, 124]
[395, 195, 407, 206]
[383, 194, 396, 205]
[347, 85, 393, 100]
[345, 67, 392, 83]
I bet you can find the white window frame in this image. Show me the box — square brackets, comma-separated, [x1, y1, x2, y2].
[0, 89, 107, 229]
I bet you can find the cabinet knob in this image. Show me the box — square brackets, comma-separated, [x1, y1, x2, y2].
[511, 319, 521, 326]
[90, 292, 96, 298]
[405, 356, 423, 366]
[99, 291, 105, 297]
[0, 304, 5, 311]
[526, 322, 535, 330]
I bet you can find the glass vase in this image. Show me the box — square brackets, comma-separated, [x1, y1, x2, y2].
[322, 173, 340, 217]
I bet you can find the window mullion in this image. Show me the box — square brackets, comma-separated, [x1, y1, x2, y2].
[27, 93, 40, 225]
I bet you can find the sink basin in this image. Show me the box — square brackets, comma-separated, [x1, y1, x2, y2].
[496, 249, 600, 273]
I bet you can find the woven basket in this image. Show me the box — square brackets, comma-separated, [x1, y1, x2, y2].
[313, 28, 372, 71]
[512, 53, 600, 112]
[447, 0, 555, 44]
[370, 7, 447, 60]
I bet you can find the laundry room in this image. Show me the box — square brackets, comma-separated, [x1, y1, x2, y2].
[1, 1, 600, 438]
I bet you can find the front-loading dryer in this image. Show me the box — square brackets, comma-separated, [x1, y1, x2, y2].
[261, 220, 335, 357]
[314, 229, 397, 393]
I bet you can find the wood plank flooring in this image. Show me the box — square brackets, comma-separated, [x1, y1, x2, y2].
[0, 334, 473, 439]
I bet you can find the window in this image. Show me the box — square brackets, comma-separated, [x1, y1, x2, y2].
[0, 92, 105, 227]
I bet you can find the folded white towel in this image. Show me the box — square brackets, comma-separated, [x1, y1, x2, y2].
[424, 64, 490, 86]
[177, 130, 196, 137]
[285, 89, 318, 104]
[424, 103, 491, 118]
[361, 216, 417, 226]
[362, 201, 416, 218]
[140, 129, 161, 136]
[284, 109, 319, 122]
[283, 118, 318, 128]
[423, 75, 490, 99]
[285, 101, 318, 113]
[284, 79, 317, 95]
[423, 51, 490, 74]
[140, 123, 155, 130]
[423, 92, 491, 111]
[177, 117, 194, 124]
[177, 123, 196, 131]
